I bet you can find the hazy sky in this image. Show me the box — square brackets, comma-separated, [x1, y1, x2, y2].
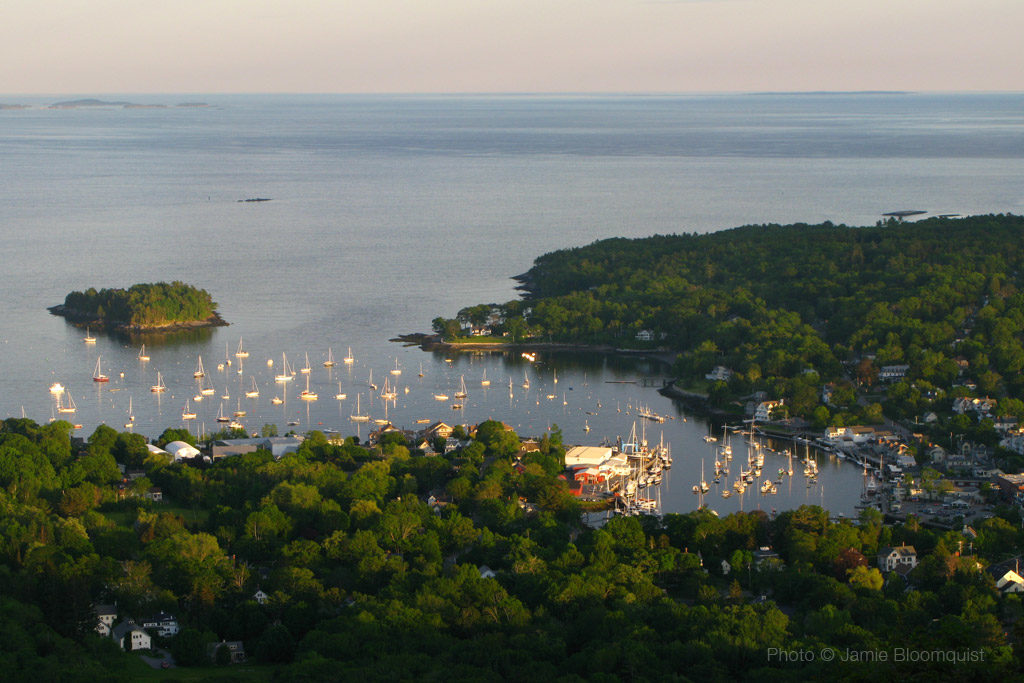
[2, 0, 1021, 94]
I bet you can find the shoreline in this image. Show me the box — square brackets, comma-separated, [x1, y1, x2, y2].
[48, 305, 228, 333]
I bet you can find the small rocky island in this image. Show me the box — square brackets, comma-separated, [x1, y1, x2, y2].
[49, 281, 227, 332]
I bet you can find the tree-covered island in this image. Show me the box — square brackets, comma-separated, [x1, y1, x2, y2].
[49, 281, 226, 332]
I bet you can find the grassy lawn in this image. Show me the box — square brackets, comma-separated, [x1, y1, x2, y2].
[447, 336, 508, 344]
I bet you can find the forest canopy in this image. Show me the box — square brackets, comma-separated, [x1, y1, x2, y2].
[52, 281, 222, 329]
[436, 214, 1024, 419]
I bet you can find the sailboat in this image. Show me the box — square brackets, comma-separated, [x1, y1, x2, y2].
[245, 377, 259, 398]
[434, 391, 449, 401]
[508, 377, 513, 398]
[138, 344, 149, 362]
[83, 327, 96, 344]
[216, 402, 230, 422]
[335, 382, 347, 400]
[389, 358, 402, 376]
[553, 369, 558, 385]
[124, 396, 134, 427]
[300, 352, 312, 374]
[57, 391, 77, 414]
[454, 375, 468, 399]
[583, 419, 590, 433]
[150, 372, 166, 393]
[233, 397, 246, 417]
[324, 348, 336, 368]
[199, 374, 215, 396]
[350, 394, 369, 421]
[182, 400, 197, 420]
[275, 353, 293, 382]
[235, 338, 249, 358]
[380, 377, 397, 400]
[193, 356, 206, 378]
[367, 369, 377, 390]
[343, 347, 354, 364]
[92, 357, 109, 383]
[418, 363, 424, 378]
[481, 369, 490, 386]
[300, 373, 318, 401]
[521, 371, 530, 389]
[49, 382, 65, 395]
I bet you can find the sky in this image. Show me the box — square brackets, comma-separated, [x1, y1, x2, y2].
[1, 0, 1021, 94]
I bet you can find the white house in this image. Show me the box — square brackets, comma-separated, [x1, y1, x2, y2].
[635, 329, 655, 342]
[94, 604, 117, 637]
[877, 545, 918, 573]
[878, 364, 910, 381]
[754, 400, 783, 422]
[111, 620, 151, 651]
[253, 590, 269, 605]
[705, 366, 734, 382]
[989, 559, 1024, 594]
[141, 611, 179, 637]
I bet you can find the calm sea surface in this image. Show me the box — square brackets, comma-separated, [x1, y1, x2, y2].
[2, 93, 1023, 516]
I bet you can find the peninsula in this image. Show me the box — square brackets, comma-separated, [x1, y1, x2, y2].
[428, 214, 1024, 430]
[49, 281, 226, 332]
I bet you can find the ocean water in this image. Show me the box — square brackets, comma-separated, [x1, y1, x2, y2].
[2, 92, 1023, 516]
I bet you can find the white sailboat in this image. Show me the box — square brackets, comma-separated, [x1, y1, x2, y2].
[193, 356, 206, 378]
[275, 353, 293, 382]
[324, 348, 336, 368]
[300, 373, 318, 401]
[343, 347, 354, 364]
[151, 372, 167, 393]
[350, 394, 369, 421]
[216, 402, 230, 422]
[83, 327, 96, 344]
[335, 382, 347, 400]
[300, 352, 312, 374]
[390, 358, 401, 376]
[138, 344, 149, 362]
[182, 400, 197, 420]
[245, 377, 259, 398]
[235, 338, 249, 358]
[124, 396, 134, 427]
[481, 369, 490, 386]
[380, 377, 397, 400]
[200, 375, 215, 396]
[49, 382, 65, 395]
[57, 391, 77, 414]
[233, 397, 246, 417]
[418, 363, 424, 378]
[521, 371, 530, 389]
[454, 375, 468, 399]
[367, 369, 377, 390]
[434, 392, 449, 401]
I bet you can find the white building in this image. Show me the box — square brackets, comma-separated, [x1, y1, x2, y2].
[564, 446, 613, 468]
[877, 544, 918, 573]
[111, 621, 151, 651]
[164, 440, 201, 462]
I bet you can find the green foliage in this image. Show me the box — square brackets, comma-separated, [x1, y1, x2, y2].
[62, 281, 218, 327]
[442, 215, 1024, 418]
[0, 417, 1018, 678]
